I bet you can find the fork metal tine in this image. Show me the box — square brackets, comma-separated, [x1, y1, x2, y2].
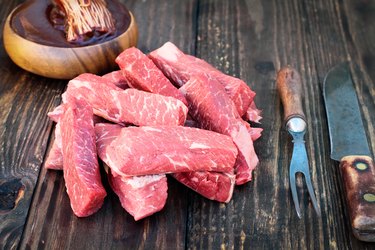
[304, 171, 321, 216]
[290, 172, 302, 218]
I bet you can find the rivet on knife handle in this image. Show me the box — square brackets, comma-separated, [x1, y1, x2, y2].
[276, 65, 306, 123]
[340, 155, 375, 242]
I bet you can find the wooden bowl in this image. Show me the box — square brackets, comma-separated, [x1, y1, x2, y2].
[3, 6, 138, 79]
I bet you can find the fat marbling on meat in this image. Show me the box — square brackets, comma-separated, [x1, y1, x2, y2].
[95, 124, 238, 176]
[115, 47, 188, 105]
[62, 73, 188, 126]
[148, 41, 261, 121]
[102, 70, 130, 89]
[60, 98, 107, 217]
[180, 74, 259, 185]
[108, 170, 168, 221]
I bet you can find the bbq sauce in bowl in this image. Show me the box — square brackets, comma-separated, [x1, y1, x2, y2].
[10, 0, 131, 47]
[3, 0, 138, 79]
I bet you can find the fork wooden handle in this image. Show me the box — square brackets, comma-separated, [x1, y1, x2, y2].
[276, 66, 306, 123]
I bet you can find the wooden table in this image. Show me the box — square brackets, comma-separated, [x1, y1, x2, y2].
[1, 0, 374, 249]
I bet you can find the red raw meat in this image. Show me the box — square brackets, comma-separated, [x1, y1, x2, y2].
[45, 122, 63, 170]
[102, 70, 130, 89]
[184, 112, 262, 142]
[48, 104, 65, 123]
[149, 41, 258, 119]
[60, 98, 107, 217]
[108, 170, 168, 221]
[248, 126, 263, 141]
[180, 74, 259, 185]
[95, 123, 238, 176]
[115, 47, 188, 105]
[62, 73, 188, 126]
[172, 171, 235, 203]
[246, 101, 262, 123]
[44, 119, 167, 220]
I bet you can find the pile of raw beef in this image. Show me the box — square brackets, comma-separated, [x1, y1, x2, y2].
[45, 42, 262, 220]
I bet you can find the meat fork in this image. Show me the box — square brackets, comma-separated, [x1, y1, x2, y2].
[276, 66, 320, 218]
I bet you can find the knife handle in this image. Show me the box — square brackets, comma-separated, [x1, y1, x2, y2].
[340, 155, 375, 242]
[276, 66, 306, 123]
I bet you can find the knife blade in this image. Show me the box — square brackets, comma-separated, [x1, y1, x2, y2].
[323, 63, 375, 242]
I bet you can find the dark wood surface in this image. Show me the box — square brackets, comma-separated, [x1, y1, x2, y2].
[0, 0, 374, 249]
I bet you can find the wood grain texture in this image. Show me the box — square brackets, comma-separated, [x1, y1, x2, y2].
[0, 0, 374, 249]
[0, 4, 66, 250]
[188, 0, 375, 249]
[0, 63, 66, 249]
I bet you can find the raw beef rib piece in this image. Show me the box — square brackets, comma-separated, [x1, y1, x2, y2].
[45, 122, 63, 170]
[46, 105, 107, 171]
[63, 73, 188, 126]
[180, 74, 259, 185]
[95, 124, 238, 176]
[44, 120, 167, 220]
[108, 169, 168, 221]
[48, 104, 65, 123]
[172, 171, 235, 203]
[102, 70, 130, 89]
[149, 41, 257, 118]
[116, 47, 187, 105]
[60, 98, 107, 217]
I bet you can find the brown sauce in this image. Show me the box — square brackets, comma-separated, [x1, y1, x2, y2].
[10, 0, 131, 48]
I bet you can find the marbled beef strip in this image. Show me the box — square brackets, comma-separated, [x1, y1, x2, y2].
[115, 47, 188, 105]
[108, 170, 168, 221]
[62, 73, 188, 126]
[149, 41, 261, 121]
[102, 70, 130, 89]
[60, 98, 107, 217]
[172, 171, 235, 203]
[45, 122, 63, 170]
[180, 74, 259, 185]
[95, 124, 238, 176]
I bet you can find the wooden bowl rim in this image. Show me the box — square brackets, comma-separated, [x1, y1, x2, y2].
[3, 5, 138, 79]
[4, 4, 137, 51]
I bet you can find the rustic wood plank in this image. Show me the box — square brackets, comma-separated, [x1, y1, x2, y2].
[188, 0, 375, 249]
[188, 1, 283, 248]
[293, 0, 374, 248]
[0, 2, 66, 249]
[17, 0, 198, 249]
[0, 62, 66, 248]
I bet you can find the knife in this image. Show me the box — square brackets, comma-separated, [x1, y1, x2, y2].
[323, 63, 375, 242]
